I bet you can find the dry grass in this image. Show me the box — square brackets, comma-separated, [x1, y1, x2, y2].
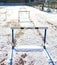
[15, 57, 24, 65]
[4, 19, 20, 27]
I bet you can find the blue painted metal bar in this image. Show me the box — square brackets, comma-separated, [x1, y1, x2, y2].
[44, 48, 55, 65]
[10, 48, 14, 65]
[44, 29, 47, 44]
[12, 29, 14, 43]
[43, 28, 55, 65]
[12, 29, 14, 49]
[10, 29, 14, 65]
[43, 29, 47, 49]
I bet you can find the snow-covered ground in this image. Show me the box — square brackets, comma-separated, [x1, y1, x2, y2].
[0, 6, 57, 65]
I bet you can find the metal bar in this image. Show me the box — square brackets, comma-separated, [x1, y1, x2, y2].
[44, 29, 47, 43]
[43, 29, 47, 49]
[11, 27, 48, 29]
[44, 48, 55, 65]
[12, 29, 14, 49]
[10, 48, 14, 65]
[12, 29, 14, 43]
[19, 11, 30, 12]
[14, 48, 43, 52]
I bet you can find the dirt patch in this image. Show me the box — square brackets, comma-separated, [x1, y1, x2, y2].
[4, 20, 20, 27]
[21, 53, 27, 58]
[14, 53, 35, 65]
[0, 59, 5, 63]
[0, 63, 5, 65]
[47, 21, 57, 30]
[15, 30, 24, 38]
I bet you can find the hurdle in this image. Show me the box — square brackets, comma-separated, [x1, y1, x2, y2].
[18, 11, 32, 22]
[11, 27, 48, 49]
[10, 26, 56, 65]
[10, 26, 48, 65]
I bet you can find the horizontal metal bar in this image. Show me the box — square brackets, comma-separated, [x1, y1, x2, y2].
[11, 27, 48, 29]
[14, 48, 43, 52]
[19, 11, 30, 12]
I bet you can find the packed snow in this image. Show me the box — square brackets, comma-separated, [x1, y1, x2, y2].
[0, 5, 57, 65]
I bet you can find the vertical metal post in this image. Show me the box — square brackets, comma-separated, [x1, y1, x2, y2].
[43, 29, 47, 49]
[10, 29, 14, 65]
[10, 49, 14, 65]
[12, 29, 14, 49]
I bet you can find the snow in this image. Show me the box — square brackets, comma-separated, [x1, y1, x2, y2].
[0, 5, 57, 65]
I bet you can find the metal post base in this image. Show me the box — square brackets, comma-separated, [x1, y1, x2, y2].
[43, 45, 46, 49]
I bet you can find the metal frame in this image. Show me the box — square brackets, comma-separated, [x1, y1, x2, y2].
[10, 26, 48, 65]
[18, 11, 31, 22]
[10, 26, 55, 65]
[11, 26, 48, 49]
